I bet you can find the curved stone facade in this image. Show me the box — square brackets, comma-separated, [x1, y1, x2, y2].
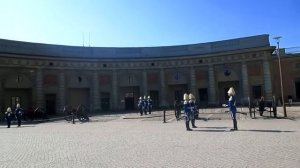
[0, 34, 277, 114]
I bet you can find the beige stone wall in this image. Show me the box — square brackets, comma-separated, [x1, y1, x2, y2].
[0, 46, 278, 112]
[272, 56, 300, 101]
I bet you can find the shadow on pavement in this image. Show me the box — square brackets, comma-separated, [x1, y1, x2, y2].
[238, 129, 296, 133]
[0, 125, 36, 129]
[197, 126, 231, 129]
[186, 127, 296, 133]
[192, 129, 228, 132]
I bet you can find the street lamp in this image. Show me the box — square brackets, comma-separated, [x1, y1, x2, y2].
[273, 36, 287, 117]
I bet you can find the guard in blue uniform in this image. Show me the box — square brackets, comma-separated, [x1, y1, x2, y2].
[223, 87, 238, 131]
[5, 107, 12, 128]
[189, 93, 197, 128]
[15, 103, 23, 127]
[143, 96, 148, 115]
[138, 97, 143, 116]
[174, 100, 181, 120]
[258, 96, 265, 116]
[183, 93, 192, 131]
[147, 96, 152, 114]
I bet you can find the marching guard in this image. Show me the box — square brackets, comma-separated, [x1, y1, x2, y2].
[174, 100, 181, 120]
[183, 93, 193, 131]
[5, 107, 12, 128]
[138, 97, 144, 116]
[15, 103, 23, 127]
[143, 96, 148, 115]
[258, 96, 265, 116]
[189, 93, 197, 128]
[147, 96, 152, 114]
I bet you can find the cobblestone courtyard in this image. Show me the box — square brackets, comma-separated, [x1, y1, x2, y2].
[0, 108, 300, 168]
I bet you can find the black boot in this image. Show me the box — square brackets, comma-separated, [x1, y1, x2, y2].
[233, 119, 238, 130]
[191, 119, 197, 128]
[230, 120, 235, 131]
[186, 121, 192, 131]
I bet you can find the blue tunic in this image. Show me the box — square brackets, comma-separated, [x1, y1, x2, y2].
[147, 99, 152, 110]
[138, 100, 143, 111]
[227, 96, 237, 119]
[15, 107, 23, 118]
[189, 100, 196, 120]
[143, 99, 148, 111]
[183, 101, 193, 121]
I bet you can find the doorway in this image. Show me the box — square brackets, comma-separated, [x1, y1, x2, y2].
[45, 94, 56, 115]
[67, 89, 90, 110]
[4, 89, 32, 110]
[218, 81, 239, 104]
[169, 84, 188, 103]
[224, 87, 230, 102]
[149, 90, 159, 109]
[295, 81, 300, 99]
[125, 92, 134, 110]
[198, 88, 208, 105]
[101, 92, 110, 111]
[252, 85, 262, 99]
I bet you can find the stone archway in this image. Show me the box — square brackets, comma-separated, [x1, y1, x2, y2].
[2, 71, 33, 111]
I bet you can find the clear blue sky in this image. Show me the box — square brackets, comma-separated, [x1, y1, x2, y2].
[0, 0, 299, 48]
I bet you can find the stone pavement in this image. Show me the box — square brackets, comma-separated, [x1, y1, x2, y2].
[0, 108, 300, 168]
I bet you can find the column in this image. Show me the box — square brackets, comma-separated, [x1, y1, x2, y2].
[190, 66, 197, 97]
[58, 71, 65, 113]
[241, 62, 249, 99]
[208, 64, 217, 104]
[112, 70, 118, 110]
[92, 71, 100, 112]
[263, 59, 273, 99]
[0, 79, 3, 112]
[35, 68, 44, 108]
[160, 68, 166, 107]
[142, 70, 148, 96]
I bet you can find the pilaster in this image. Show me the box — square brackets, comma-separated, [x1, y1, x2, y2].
[263, 59, 273, 99]
[208, 64, 217, 104]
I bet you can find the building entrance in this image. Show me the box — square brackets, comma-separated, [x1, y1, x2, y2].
[101, 92, 110, 111]
[149, 90, 159, 109]
[198, 88, 208, 105]
[125, 92, 134, 110]
[295, 80, 300, 99]
[218, 81, 239, 104]
[169, 84, 188, 104]
[120, 86, 139, 110]
[4, 89, 32, 110]
[67, 88, 90, 110]
[45, 94, 56, 114]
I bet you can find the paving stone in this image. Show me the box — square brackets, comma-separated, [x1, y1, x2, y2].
[0, 108, 299, 167]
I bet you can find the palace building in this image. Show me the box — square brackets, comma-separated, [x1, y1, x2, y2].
[0, 34, 299, 114]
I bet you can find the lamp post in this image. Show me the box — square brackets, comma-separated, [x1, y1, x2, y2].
[274, 36, 287, 117]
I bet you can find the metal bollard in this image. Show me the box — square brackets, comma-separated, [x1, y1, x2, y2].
[163, 110, 166, 123]
[72, 113, 75, 124]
